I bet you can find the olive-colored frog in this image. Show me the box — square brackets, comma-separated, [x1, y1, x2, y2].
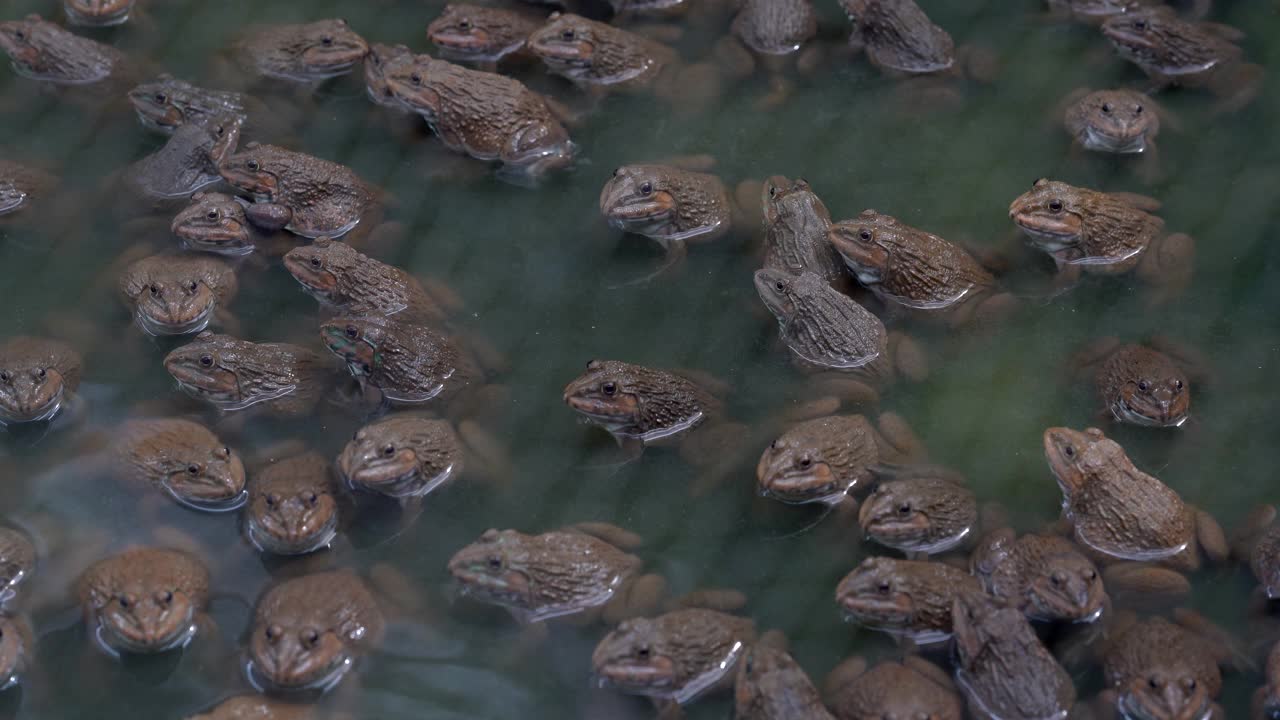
[63, 0, 134, 27]
[76, 546, 210, 655]
[118, 253, 238, 336]
[283, 238, 447, 325]
[859, 474, 978, 557]
[760, 176, 849, 294]
[427, 4, 542, 70]
[0, 336, 82, 426]
[734, 644, 833, 720]
[319, 316, 481, 408]
[111, 418, 247, 511]
[0, 14, 125, 85]
[835, 556, 982, 643]
[163, 332, 334, 418]
[970, 530, 1106, 624]
[244, 452, 339, 556]
[234, 19, 369, 83]
[123, 115, 241, 202]
[1072, 337, 1199, 428]
[823, 655, 963, 720]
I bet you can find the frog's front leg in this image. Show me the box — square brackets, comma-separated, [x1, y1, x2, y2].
[243, 201, 293, 232]
[1135, 232, 1194, 307]
[1209, 62, 1263, 116]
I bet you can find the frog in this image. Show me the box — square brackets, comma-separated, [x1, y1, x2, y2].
[118, 253, 239, 336]
[0, 14, 126, 85]
[122, 114, 242, 203]
[363, 43, 413, 110]
[592, 607, 757, 707]
[1101, 7, 1261, 115]
[733, 644, 834, 720]
[759, 176, 851, 295]
[427, 4, 543, 71]
[834, 556, 982, 644]
[527, 13, 680, 96]
[755, 413, 924, 508]
[337, 413, 509, 500]
[244, 452, 339, 557]
[951, 591, 1077, 720]
[0, 613, 33, 692]
[1043, 0, 1173, 25]
[1061, 88, 1168, 182]
[1070, 337, 1202, 428]
[217, 142, 378, 240]
[185, 696, 315, 720]
[282, 238, 449, 325]
[109, 418, 247, 512]
[128, 75, 251, 135]
[858, 473, 978, 558]
[1228, 504, 1280, 602]
[970, 530, 1107, 625]
[245, 570, 385, 693]
[1254, 640, 1280, 720]
[234, 19, 370, 83]
[62, 0, 135, 27]
[0, 159, 58, 218]
[828, 210, 1016, 327]
[0, 526, 36, 608]
[0, 335, 82, 426]
[714, 0, 823, 109]
[163, 331, 335, 419]
[76, 546, 210, 655]
[1009, 178, 1195, 305]
[823, 655, 963, 720]
[170, 191, 298, 258]
[382, 53, 577, 184]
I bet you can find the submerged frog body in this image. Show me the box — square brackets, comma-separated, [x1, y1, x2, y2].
[835, 556, 981, 643]
[858, 474, 977, 556]
[1232, 505, 1280, 601]
[825, 655, 963, 720]
[427, 4, 541, 67]
[171, 191, 291, 257]
[0, 526, 36, 606]
[283, 238, 445, 324]
[1100, 614, 1228, 720]
[124, 116, 241, 201]
[363, 43, 414, 109]
[0, 14, 124, 85]
[0, 614, 33, 691]
[970, 530, 1106, 624]
[111, 418, 246, 511]
[1064, 88, 1161, 156]
[0, 159, 58, 217]
[593, 608, 756, 706]
[840, 0, 955, 75]
[320, 316, 480, 407]
[76, 547, 210, 655]
[245, 452, 338, 556]
[1074, 339, 1193, 427]
[236, 19, 369, 82]
[601, 164, 731, 246]
[563, 359, 720, 445]
[528, 13, 677, 94]
[733, 644, 833, 720]
[761, 177, 847, 292]
[218, 143, 376, 240]
[186, 696, 314, 720]
[722, 0, 821, 107]
[128, 75, 250, 134]
[63, 0, 135, 27]
[118, 253, 238, 336]
[338, 415, 464, 499]
[0, 336, 82, 426]
[164, 332, 332, 418]
[755, 269, 886, 371]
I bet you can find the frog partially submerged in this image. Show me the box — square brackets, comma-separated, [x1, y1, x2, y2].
[528, 13, 680, 96]
[733, 644, 833, 720]
[835, 556, 982, 644]
[427, 4, 542, 70]
[1229, 504, 1280, 601]
[283, 238, 448, 325]
[823, 655, 963, 720]
[244, 452, 339, 556]
[319, 316, 481, 409]
[118, 253, 238, 336]
[0, 526, 36, 607]
[1062, 88, 1168, 181]
[76, 546, 210, 656]
[0, 14, 125, 85]
[123, 115, 241, 202]
[234, 19, 369, 83]
[337, 414, 503, 500]
[0, 336, 82, 426]
[128, 75, 250, 135]
[110, 418, 247, 511]
[760, 176, 849, 294]
[170, 191, 296, 257]
[163, 332, 334, 418]
[0, 613, 33, 692]
[363, 43, 413, 110]
[0, 159, 58, 218]
[858, 473, 978, 557]
[717, 0, 822, 109]
[185, 696, 314, 720]
[1071, 337, 1200, 427]
[970, 530, 1107, 624]
[63, 0, 135, 27]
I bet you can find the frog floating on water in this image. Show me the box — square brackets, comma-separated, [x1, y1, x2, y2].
[716, 0, 822, 109]
[233, 19, 369, 83]
[0, 14, 126, 85]
[110, 417, 247, 511]
[858, 473, 978, 558]
[128, 75, 251, 135]
[759, 176, 850, 294]
[62, 0, 135, 27]
[170, 191, 297, 257]
[823, 655, 963, 720]
[118, 253, 238, 336]
[283, 238, 448, 325]
[1062, 88, 1168, 181]
[970, 529, 1107, 624]
[0, 336, 82, 427]
[835, 556, 982, 644]
[244, 452, 339, 557]
[76, 546, 211, 656]
[733, 644, 833, 720]
[337, 414, 505, 500]
[427, 4, 542, 71]
[164, 332, 334, 418]
[1071, 337, 1201, 428]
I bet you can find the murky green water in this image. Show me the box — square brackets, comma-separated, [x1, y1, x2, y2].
[1, 0, 1278, 717]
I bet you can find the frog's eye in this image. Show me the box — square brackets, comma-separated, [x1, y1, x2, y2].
[410, 73, 423, 86]
[205, 209, 219, 221]
[310, 257, 323, 268]
[265, 493, 279, 507]
[153, 92, 167, 104]
[768, 185, 777, 198]
[1184, 678, 1196, 691]
[458, 19, 472, 31]
[1132, 19, 1147, 31]
[636, 645, 651, 659]
[798, 457, 811, 468]
[345, 325, 359, 339]
[1086, 569, 1097, 580]
[302, 628, 320, 647]
[188, 281, 198, 293]
[638, 181, 653, 196]
[382, 444, 395, 456]
[13, 30, 25, 41]
[149, 284, 160, 296]
[859, 229, 872, 241]
[187, 463, 201, 475]
[561, 28, 576, 41]
[0, 372, 9, 383]
[1100, 103, 1112, 114]
[361, 362, 373, 374]
[601, 381, 617, 396]
[118, 595, 133, 609]
[1062, 444, 1075, 458]
[1148, 677, 1161, 689]
[199, 354, 214, 367]
[1174, 379, 1183, 390]
[1050, 572, 1065, 587]
[246, 160, 260, 171]
[156, 590, 172, 605]
[1134, 104, 1143, 114]
[218, 446, 230, 458]
[877, 581, 891, 595]
[305, 492, 318, 506]
[36, 368, 45, 380]
[774, 280, 786, 292]
[897, 503, 911, 515]
[612, 167, 621, 177]
[1138, 380, 1149, 392]
[1048, 199, 1064, 214]
[265, 624, 282, 642]
[487, 555, 502, 569]
[320, 35, 334, 46]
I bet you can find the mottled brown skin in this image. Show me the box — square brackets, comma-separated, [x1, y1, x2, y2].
[76, 547, 210, 655]
[835, 556, 981, 643]
[592, 608, 756, 705]
[840, 0, 955, 75]
[824, 655, 962, 720]
[1075, 340, 1191, 427]
[284, 238, 444, 324]
[112, 418, 246, 510]
[124, 115, 241, 201]
[952, 592, 1076, 720]
[0, 14, 125, 85]
[427, 4, 541, 67]
[0, 614, 33, 691]
[1238, 506, 1280, 602]
[859, 475, 977, 556]
[248, 571, 385, 692]
[363, 43, 413, 109]
[0, 527, 36, 606]
[734, 644, 833, 720]
[563, 359, 720, 444]
[384, 55, 575, 181]
[63, 0, 135, 27]
[1043, 426, 1227, 574]
[1101, 616, 1223, 720]
[0, 336, 82, 425]
[235, 19, 369, 82]
[185, 695, 313, 720]
[761, 177, 847, 293]
[720, 0, 820, 107]
[528, 13, 677, 94]
[971, 530, 1106, 624]
[319, 316, 480, 407]
[755, 269, 888, 372]
[602, 164, 731, 247]
[171, 191, 298, 258]
[245, 453, 338, 557]
[218, 143, 376, 240]
[1253, 640, 1280, 720]
[163, 332, 332, 418]
[0, 159, 58, 217]
[129, 75, 249, 134]
[1064, 88, 1161, 156]
[337, 415, 464, 499]
[118, 254, 238, 336]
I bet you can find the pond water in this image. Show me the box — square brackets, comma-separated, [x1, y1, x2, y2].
[1, 0, 1278, 717]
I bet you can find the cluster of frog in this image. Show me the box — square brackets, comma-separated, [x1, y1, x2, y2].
[0, 0, 1273, 718]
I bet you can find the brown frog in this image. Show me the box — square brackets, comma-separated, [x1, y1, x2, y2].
[717, 0, 821, 108]
[337, 414, 496, 500]
[76, 546, 210, 655]
[1062, 88, 1167, 181]
[246, 570, 385, 692]
[823, 655, 963, 720]
[0, 14, 125, 85]
[427, 4, 542, 70]
[319, 316, 481, 408]
[118, 253, 238, 336]
[170, 191, 296, 257]
[858, 474, 978, 557]
[528, 13, 679, 95]
[828, 210, 1015, 326]
[834, 556, 982, 643]
[185, 696, 314, 720]
[244, 452, 338, 556]
[63, 0, 134, 27]
[1009, 178, 1194, 304]
[0, 336, 82, 426]
[283, 238, 446, 325]
[1101, 7, 1261, 114]
[0, 159, 58, 217]
[970, 530, 1107, 624]
[163, 332, 333, 418]
[1097, 612, 1232, 720]
[218, 143, 377, 240]
[951, 591, 1077, 720]
[756, 413, 922, 507]
[0, 613, 33, 692]
[1254, 640, 1280, 720]
[593, 607, 756, 706]
[235, 19, 369, 82]
[123, 114, 242, 202]
[363, 43, 413, 109]
[110, 418, 247, 511]
[383, 54, 576, 183]
[1072, 338, 1198, 428]
[1044, 0, 1170, 25]
[448, 524, 665, 625]
[760, 176, 849, 294]
[128, 75, 250, 134]
[733, 644, 833, 720]
[0, 526, 36, 607]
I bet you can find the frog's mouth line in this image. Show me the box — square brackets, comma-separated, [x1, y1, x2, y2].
[758, 463, 842, 504]
[451, 567, 532, 608]
[593, 656, 676, 694]
[245, 648, 353, 695]
[0, 387, 64, 426]
[246, 509, 338, 556]
[1084, 126, 1147, 154]
[135, 300, 215, 337]
[530, 40, 594, 68]
[1119, 686, 1211, 720]
[1113, 390, 1188, 428]
[430, 29, 495, 53]
[93, 608, 197, 657]
[838, 593, 912, 623]
[0, 181, 27, 215]
[1029, 581, 1101, 623]
[166, 484, 248, 513]
[63, 4, 132, 26]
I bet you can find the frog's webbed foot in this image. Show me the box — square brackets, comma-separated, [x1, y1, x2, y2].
[602, 574, 666, 625]
[1132, 142, 1165, 185]
[1210, 62, 1263, 116]
[756, 73, 795, 111]
[1068, 336, 1122, 381]
[606, 239, 686, 289]
[873, 410, 926, 462]
[1172, 607, 1255, 673]
[1136, 231, 1194, 307]
[662, 62, 725, 117]
[821, 655, 869, 702]
[887, 332, 928, 384]
[682, 421, 752, 497]
[967, 291, 1019, 328]
[957, 44, 1000, 85]
[458, 419, 513, 488]
[1190, 506, 1229, 565]
[712, 36, 756, 81]
[1229, 504, 1276, 561]
[1102, 562, 1190, 606]
[663, 587, 747, 613]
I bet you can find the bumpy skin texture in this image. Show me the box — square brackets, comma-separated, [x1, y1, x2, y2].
[732, 0, 818, 56]
[0, 614, 33, 690]
[1101, 8, 1248, 90]
[185, 695, 313, 720]
[835, 556, 981, 643]
[245, 453, 338, 556]
[164, 331, 331, 417]
[427, 4, 541, 64]
[0, 159, 58, 216]
[563, 359, 720, 442]
[527, 13, 676, 92]
[236, 19, 369, 82]
[76, 547, 210, 655]
[119, 254, 239, 336]
[337, 414, 464, 498]
[0, 336, 82, 425]
[171, 191, 263, 256]
[363, 43, 414, 108]
[0, 14, 124, 84]
[1064, 89, 1160, 154]
[448, 527, 643, 623]
[1255, 641, 1280, 720]
[826, 657, 963, 720]
[248, 571, 385, 692]
[0, 527, 36, 605]
[63, 0, 135, 27]
[592, 608, 756, 705]
[112, 418, 246, 509]
[756, 414, 904, 505]
[1103, 617, 1221, 720]
[1092, 344, 1191, 427]
[952, 592, 1076, 720]
[840, 0, 955, 74]
[600, 164, 731, 246]
[755, 269, 888, 371]
[858, 476, 977, 555]
[1246, 508, 1280, 600]
[733, 645, 833, 720]
[125, 117, 242, 200]
[218, 143, 375, 239]
[284, 238, 444, 324]
[129, 75, 249, 134]
[319, 316, 479, 405]
[970, 530, 1106, 624]
[761, 177, 846, 290]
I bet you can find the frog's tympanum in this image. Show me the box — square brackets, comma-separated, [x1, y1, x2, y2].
[835, 556, 981, 643]
[77, 547, 210, 655]
[119, 253, 238, 336]
[129, 75, 250, 134]
[0, 159, 57, 217]
[1074, 339, 1193, 428]
[0, 14, 125, 85]
[236, 19, 369, 82]
[733, 644, 833, 720]
[338, 414, 464, 499]
[593, 608, 756, 706]
[247, 571, 384, 692]
[0, 614, 33, 691]
[858, 475, 977, 556]
[824, 655, 963, 720]
[1100, 614, 1227, 720]
[164, 332, 331, 418]
[970, 530, 1106, 624]
[528, 13, 677, 94]
[112, 418, 246, 511]
[761, 177, 848, 293]
[951, 592, 1076, 720]
[0, 336, 82, 426]
[319, 316, 480, 406]
[427, 4, 541, 68]
[63, 0, 135, 27]
[284, 238, 445, 324]
[185, 695, 313, 720]
[755, 269, 886, 371]
[245, 452, 338, 556]
[601, 164, 732, 267]
[124, 115, 241, 201]
[0, 526, 36, 606]
[563, 359, 720, 446]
